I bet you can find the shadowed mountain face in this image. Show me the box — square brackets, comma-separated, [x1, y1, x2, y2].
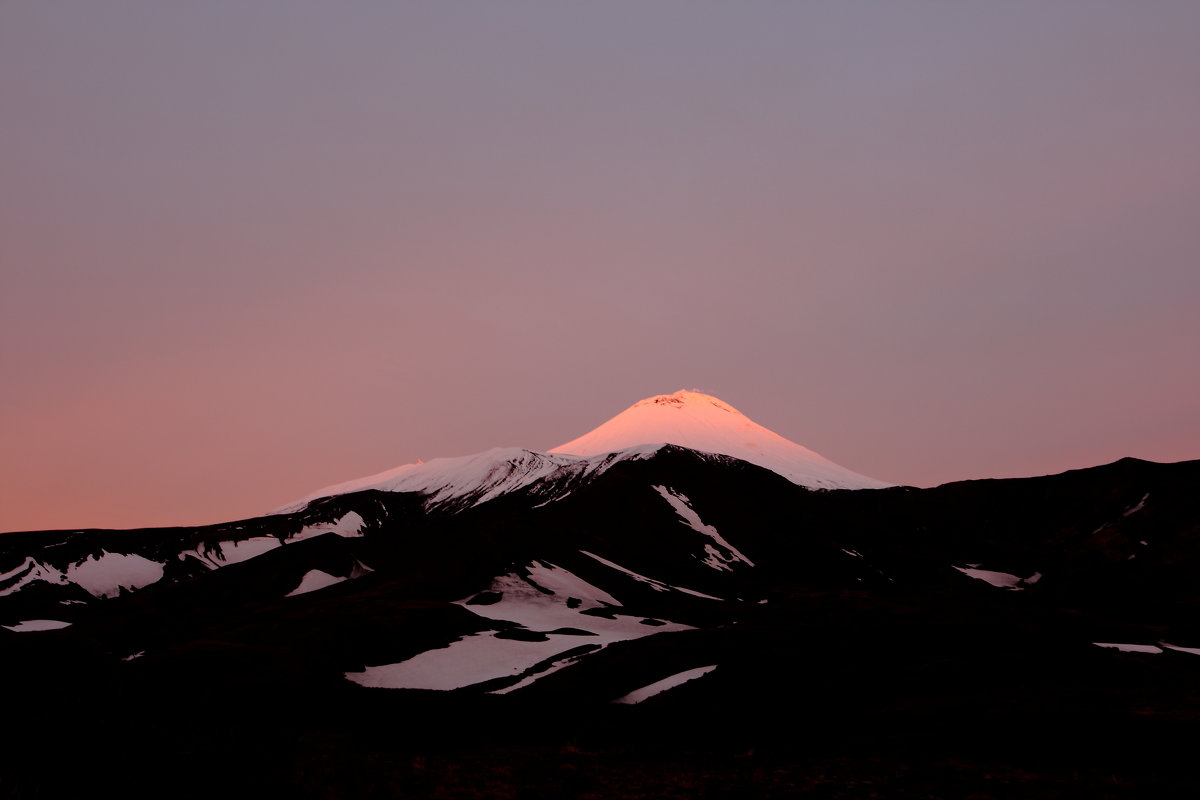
[2, 393, 1199, 797]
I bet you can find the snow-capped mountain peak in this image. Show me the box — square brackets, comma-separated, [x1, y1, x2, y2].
[549, 389, 890, 490]
[273, 390, 888, 514]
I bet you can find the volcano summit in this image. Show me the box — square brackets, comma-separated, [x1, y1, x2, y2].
[550, 389, 889, 490]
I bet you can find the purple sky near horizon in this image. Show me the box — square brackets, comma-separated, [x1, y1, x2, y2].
[2, 2, 1199, 532]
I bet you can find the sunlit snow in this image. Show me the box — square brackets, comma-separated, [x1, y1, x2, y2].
[551, 389, 890, 490]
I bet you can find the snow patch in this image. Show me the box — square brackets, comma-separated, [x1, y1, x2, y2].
[953, 566, 1040, 591]
[461, 561, 691, 637]
[286, 570, 346, 597]
[3, 619, 72, 632]
[613, 665, 719, 704]
[347, 633, 573, 691]
[68, 552, 164, 598]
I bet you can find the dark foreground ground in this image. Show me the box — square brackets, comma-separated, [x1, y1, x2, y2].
[7, 735, 1199, 799]
[282, 747, 1198, 800]
[4, 683, 1200, 799]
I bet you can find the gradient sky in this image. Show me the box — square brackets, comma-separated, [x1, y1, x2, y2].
[3, 2, 1199, 532]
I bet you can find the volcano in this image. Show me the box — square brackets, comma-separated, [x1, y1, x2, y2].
[275, 389, 886, 514]
[2, 391, 1198, 799]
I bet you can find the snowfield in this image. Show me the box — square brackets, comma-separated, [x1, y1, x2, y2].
[345, 560, 693, 692]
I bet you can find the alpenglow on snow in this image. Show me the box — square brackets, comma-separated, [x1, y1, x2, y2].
[273, 389, 890, 514]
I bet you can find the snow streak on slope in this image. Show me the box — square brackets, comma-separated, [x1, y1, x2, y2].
[0, 557, 66, 597]
[580, 550, 726, 601]
[551, 390, 889, 490]
[612, 665, 719, 705]
[653, 485, 754, 571]
[1093, 642, 1163, 654]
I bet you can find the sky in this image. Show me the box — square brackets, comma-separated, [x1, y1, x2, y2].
[2, 1, 1198, 532]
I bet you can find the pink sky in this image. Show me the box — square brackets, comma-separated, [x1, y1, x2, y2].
[2, 3, 1198, 532]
